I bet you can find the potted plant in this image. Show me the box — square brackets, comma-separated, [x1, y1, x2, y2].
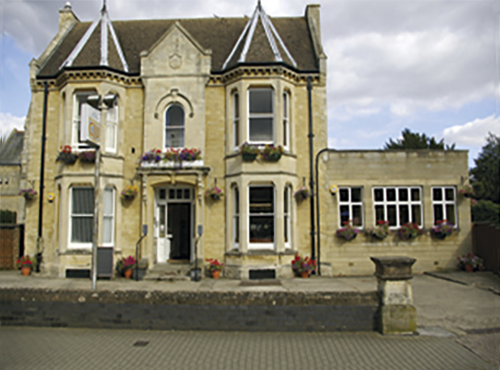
[366, 220, 390, 240]
[398, 222, 423, 241]
[261, 144, 284, 161]
[56, 145, 78, 164]
[431, 220, 456, 239]
[140, 148, 163, 164]
[78, 150, 96, 163]
[206, 186, 223, 200]
[16, 255, 35, 276]
[19, 188, 37, 201]
[294, 186, 310, 202]
[121, 184, 138, 200]
[115, 256, 137, 278]
[206, 258, 224, 279]
[458, 185, 475, 198]
[291, 254, 316, 278]
[336, 221, 359, 241]
[457, 252, 483, 272]
[239, 142, 259, 162]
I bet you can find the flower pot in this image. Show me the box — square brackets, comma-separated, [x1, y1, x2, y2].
[465, 264, 474, 273]
[23, 194, 35, 201]
[124, 269, 133, 279]
[264, 153, 281, 161]
[211, 270, 221, 279]
[210, 194, 221, 201]
[21, 266, 31, 276]
[242, 153, 257, 162]
[433, 231, 448, 240]
[300, 271, 309, 278]
[122, 195, 135, 201]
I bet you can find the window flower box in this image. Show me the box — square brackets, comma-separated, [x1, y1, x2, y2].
[261, 144, 284, 161]
[56, 145, 78, 165]
[398, 222, 423, 241]
[78, 150, 96, 163]
[431, 220, 455, 239]
[366, 220, 390, 240]
[336, 221, 359, 241]
[240, 142, 259, 162]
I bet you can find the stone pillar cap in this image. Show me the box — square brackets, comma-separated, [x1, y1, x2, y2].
[370, 256, 416, 281]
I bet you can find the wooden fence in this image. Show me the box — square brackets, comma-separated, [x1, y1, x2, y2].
[473, 222, 500, 275]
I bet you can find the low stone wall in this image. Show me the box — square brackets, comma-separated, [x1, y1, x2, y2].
[0, 288, 378, 332]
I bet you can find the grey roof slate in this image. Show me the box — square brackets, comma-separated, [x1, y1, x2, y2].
[38, 15, 318, 78]
[0, 130, 24, 165]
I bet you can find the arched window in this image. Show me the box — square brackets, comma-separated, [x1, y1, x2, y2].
[165, 105, 185, 148]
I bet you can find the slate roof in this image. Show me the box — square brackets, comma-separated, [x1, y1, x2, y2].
[38, 13, 318, 78]
[0, 130, 24, 165]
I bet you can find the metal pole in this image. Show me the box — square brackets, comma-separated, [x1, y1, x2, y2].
[307, 77, 316, 263]
[315, 148, 330, 276]
[91, 147, 101, 290]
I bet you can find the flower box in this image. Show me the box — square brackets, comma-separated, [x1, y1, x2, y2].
[398, 222, 423, 241]
[240, 143, 259, 162]
[78, 150, 96, 163]
[366, 220, 390, 240]
[56, 146, 78, 165]
[336, 221, 359, 241]
[431, 220, 455, 239]
[261, 144, 284, 162]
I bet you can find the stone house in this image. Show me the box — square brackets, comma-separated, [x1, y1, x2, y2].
[22, 2, 471, 279]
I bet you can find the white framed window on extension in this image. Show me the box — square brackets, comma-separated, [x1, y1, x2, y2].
[72, 92, 95, 150]
[248, 88, 274, 144]
[102, 187, 115, 246]
[249, 185, 275, 248]
[69, 187, 94, 249]
[373, 187, 422, 228]
[432, 187, 457, 226]
[338, 187, 364, 228]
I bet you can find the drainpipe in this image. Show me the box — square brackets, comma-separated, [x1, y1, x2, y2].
[307, 77, 315, 263]
[315, 148, 330, 276]
[36, 81, 49, 271]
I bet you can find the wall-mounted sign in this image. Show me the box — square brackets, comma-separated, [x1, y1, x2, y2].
[80, 104, 101, 147]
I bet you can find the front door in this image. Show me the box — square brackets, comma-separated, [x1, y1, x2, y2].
[156, 188, 193, 263]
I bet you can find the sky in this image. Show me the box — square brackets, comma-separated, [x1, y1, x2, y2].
[1, 0, 499, 168]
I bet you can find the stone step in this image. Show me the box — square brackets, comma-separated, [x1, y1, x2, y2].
[145, 263, 192, 281]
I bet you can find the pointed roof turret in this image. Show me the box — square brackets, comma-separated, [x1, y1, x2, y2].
[222, 1, 297, 70]
[59, 0, 128, 72]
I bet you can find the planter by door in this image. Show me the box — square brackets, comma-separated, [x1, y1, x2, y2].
[465, 264, 474, 273]
[124, 269, 133, 279]
[21, 267, 31, 276]
[300, 271, 309, 278]
[211, 270, 221, 279]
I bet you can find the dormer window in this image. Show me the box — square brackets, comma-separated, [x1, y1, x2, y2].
[248, 88, 274, 144]
[165, 105, 185, 148]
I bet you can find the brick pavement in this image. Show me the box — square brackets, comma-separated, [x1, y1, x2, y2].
[0, 326, 496, 370]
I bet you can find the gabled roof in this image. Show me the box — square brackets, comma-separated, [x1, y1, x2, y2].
[0, 130, 24, 165]
[37, 4, 318, 78]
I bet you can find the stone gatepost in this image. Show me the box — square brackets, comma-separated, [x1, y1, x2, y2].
[370, 256, 417, 335]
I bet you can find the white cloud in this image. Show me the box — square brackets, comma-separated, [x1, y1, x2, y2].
[442, 115, 500, 147]
[0, 113, 25, 139]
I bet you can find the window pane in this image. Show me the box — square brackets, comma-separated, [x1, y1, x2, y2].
[412, 205, 422, 225]
[249, 216, 274, 242]
[184, 189, 191, 199]
[250, 187, 274, 213]
[249, 90, 273, 113]
[375, 205, 385, 222]
[399, 205, 409, 225]
[234, 94, 239, 118]
[339, 188, 349, 202]
[166, 105, 184, 127]
[340, 205, 349, 225]
[399, 188, 408, 201]
[284, 188, 289, 213]
[284, 215, 289, 243]
[283, 93, 288, 118]
[433, 188, 442, 201]
[411, 188, 421, 201]
[103, 189, 113, 214]
[71, 217, 93, 242]
[351, 188, 362, 202]
[73, 188, 94, 214]
[249, 118, 273, 142]
[387, 188, 396, 201]
[445, 188, 455, 201]
[352, 205, 362, 226]
[234, 188, 239, 213]
[103, 218, 112, 244]
[165, 128, 184, 148]
[387, 205, 397, 226]
[176, 189, 183, 199]
[446, 204, 456, 225]
[168, 189, 175, 199]
[434, 204, 443, 224]
[234, 216, 239, 243]
[374, 188, 384, 201]
[159, 205, 166, 238]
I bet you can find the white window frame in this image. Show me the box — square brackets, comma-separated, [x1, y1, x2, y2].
[248, 184, 275, 250]
[164, 104, 185, 149]
[105, 98, 118, 153]
[373, 187, 423, 229]
[102, 187, 115, 247]
[69, 186, 94, 249]
[72, 93, 94, 150]
[248, 88, 274, 145]
[232, 185, 240, 249]
[284, 185, 292, 249]
[283, 91, 290, 150]
[432, 186, 457, 226]
[233, 92, 240, 150]
[338, 187, 364, 228]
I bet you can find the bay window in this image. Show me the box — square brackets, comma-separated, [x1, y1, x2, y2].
[70, 187, 94, 248]
[249, 185, 274, 246]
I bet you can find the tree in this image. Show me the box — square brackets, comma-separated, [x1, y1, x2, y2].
[384, 128, 455, 150]
[470, 133, 500, 224]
